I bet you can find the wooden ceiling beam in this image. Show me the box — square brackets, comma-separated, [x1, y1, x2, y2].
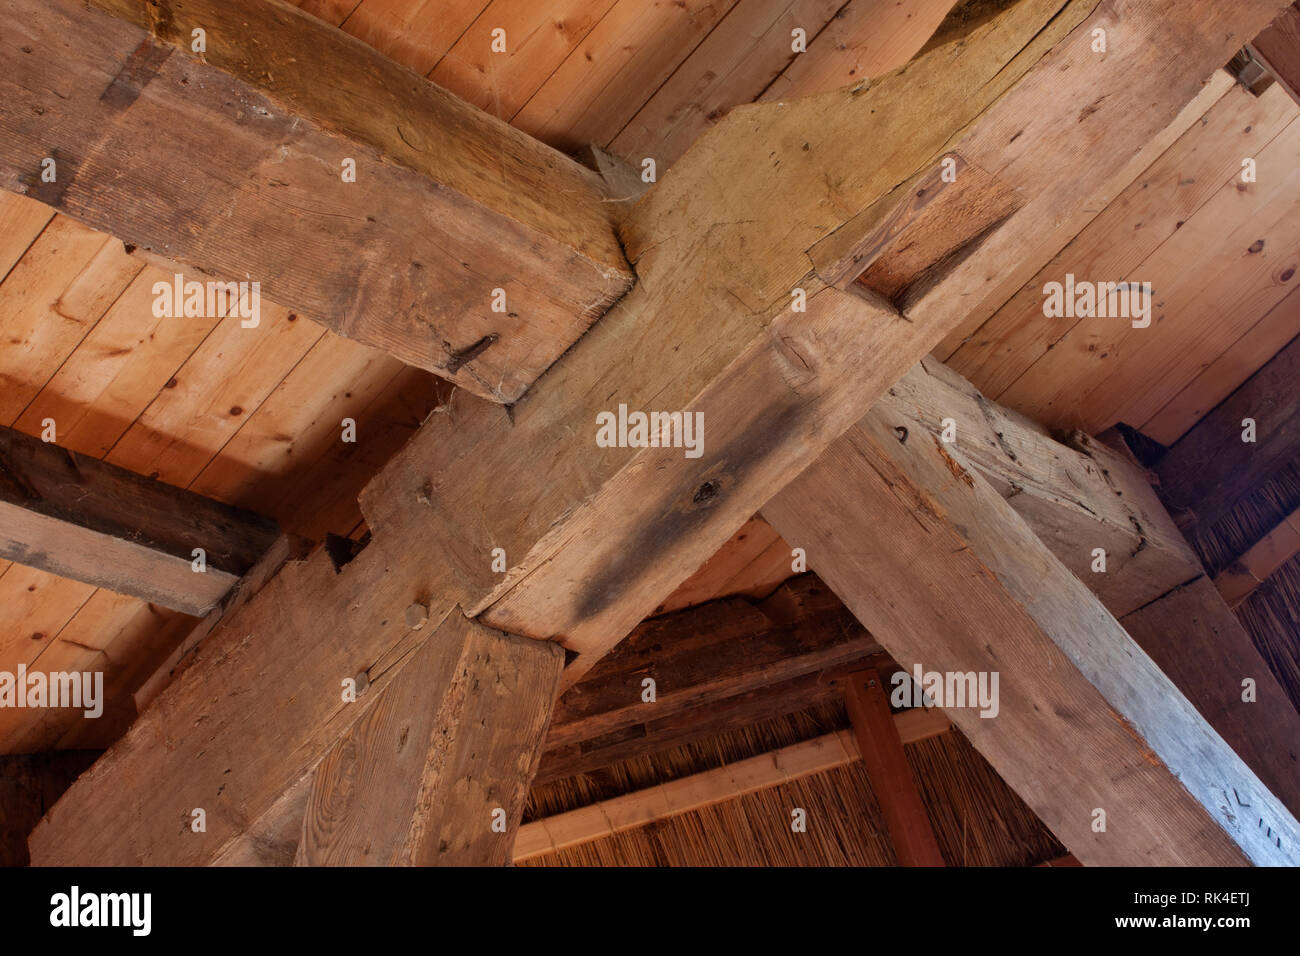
[0, 424, 279, 616]
[878, 360, 1300, 820]
[883, 357, 1202, 618]
[0, 0, 633, 403]
[27, 0, 1291, 865]
[763, 407, 1300, 865]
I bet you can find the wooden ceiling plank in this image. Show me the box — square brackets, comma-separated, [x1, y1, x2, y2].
[759, 0, 959, 103]
[943, 81, 1293, 403]
[763, 407, 1300, 865]
[0, 217, 141, 426]
[1144, 284, 1300, 445]
[0, 423, 280, 617]
[0, 0, 632, 403]
[609, 0, 845, 169]
[997, 116, 1300, 435]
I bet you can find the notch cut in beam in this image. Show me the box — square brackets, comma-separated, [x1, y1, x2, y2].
[0, 425, 279, 616]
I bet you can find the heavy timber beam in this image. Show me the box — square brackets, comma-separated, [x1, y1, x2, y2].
[0, 425, 279, 616]
[883, 359, 1300, 819]
[420, 0, 1290, 687]
[296, 612, 563, 866]
[0, 0, 632, 403]
[29, 0, 1291, 865]
[883, 357, 1202, 618]
[764, 410, 1300, 865]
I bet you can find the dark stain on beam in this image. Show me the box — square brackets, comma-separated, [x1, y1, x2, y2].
[574, 400, 807, 621]
[100, 37, 172, 111]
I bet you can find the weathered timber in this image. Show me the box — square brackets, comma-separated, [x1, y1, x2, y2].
[883, 357, 1201, 617]
[0, 0, 632, 403]
[297, 613, 563, 865]
[0, 424, 279, 616]
[1120, 577, 1300, 818]
[765, 408, 1300, 865]
[886, 361, 1300, 822]
[29, 0, 1292, 864]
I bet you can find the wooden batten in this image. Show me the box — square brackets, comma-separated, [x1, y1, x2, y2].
[517, 708, 950, 862]
[845, 670, 946, 866]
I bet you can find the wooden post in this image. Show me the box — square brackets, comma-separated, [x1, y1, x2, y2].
[845, 670, 946, 866]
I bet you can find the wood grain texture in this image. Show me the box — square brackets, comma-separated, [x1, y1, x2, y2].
[298, 611, 563, 866]
[27, 537, 464, 864]
[30, 0, 1290, 863]
[944, 81, 1295, 404]
[653, 515, 793, 615]
[845, 669, 946, 866]
[0, 424, 279, 616]
[884, 357, 1201, 617]
[765, 407, 1300, 865]
[2, 0, 632, 403]
[1120, 576, 1300, 819]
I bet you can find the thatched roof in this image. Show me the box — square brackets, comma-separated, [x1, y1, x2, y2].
[523, 702, 1064, 866]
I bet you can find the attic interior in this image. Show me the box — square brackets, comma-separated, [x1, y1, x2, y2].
[1, 0, 1299, 868]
